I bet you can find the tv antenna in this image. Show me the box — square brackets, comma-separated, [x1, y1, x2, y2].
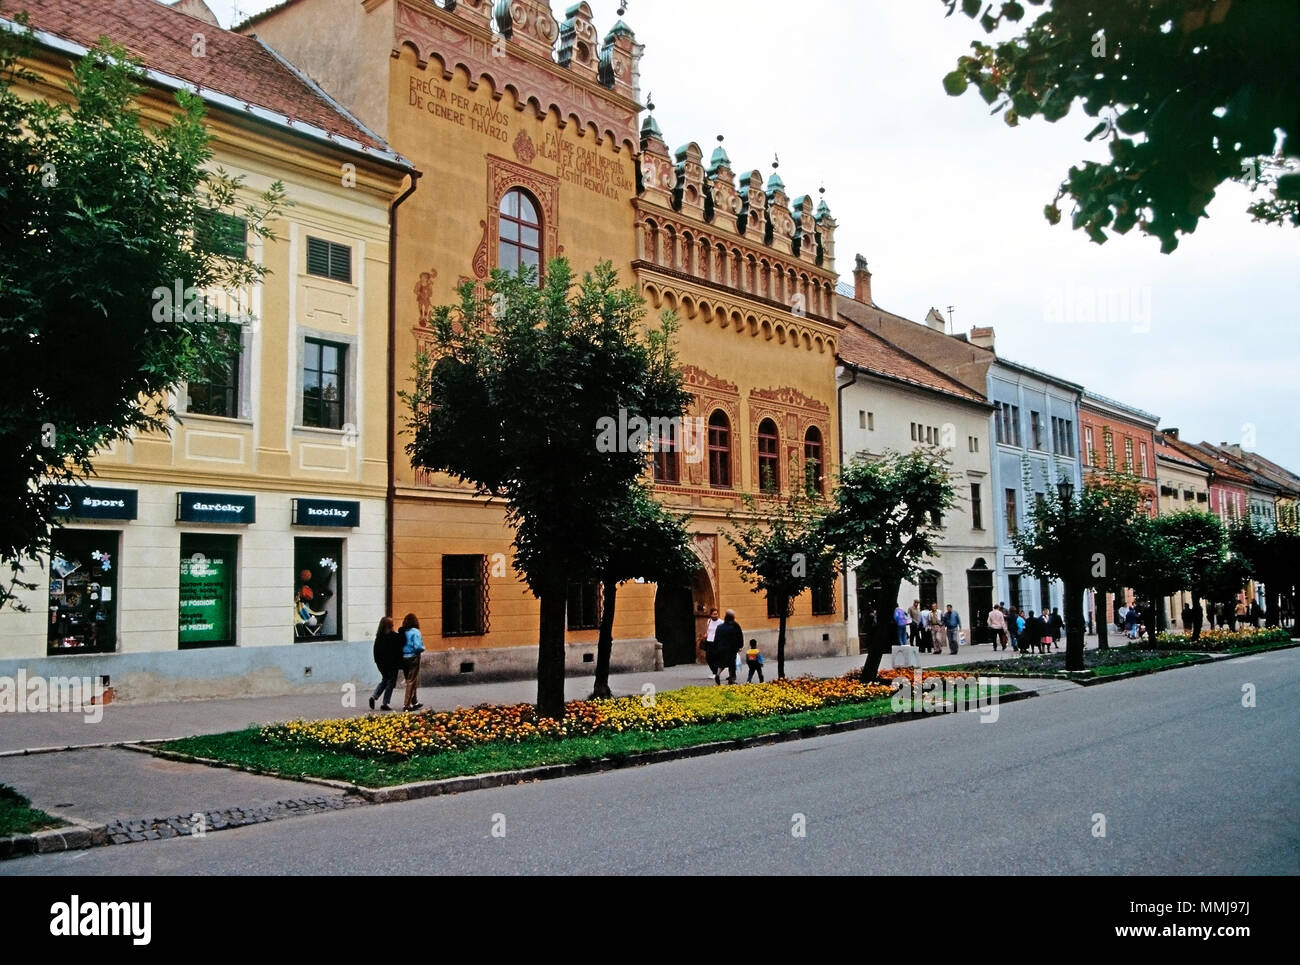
[947, 305, 955, 334]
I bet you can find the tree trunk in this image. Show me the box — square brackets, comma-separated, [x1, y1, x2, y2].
[1064, 578, 1086, 672]
[1093, 587, 1109, 650]
[777, 598, 788, 680]
[1226, 599, 1238, 631]
[860, 579, 902, 682]
[536, 571, 568, 719]
[1265, 584, 1280, 628]
[1190, 592, 1203, 641]
[590, 577, 618, 698]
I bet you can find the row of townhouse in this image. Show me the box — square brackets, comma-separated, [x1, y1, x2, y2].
[3, 0, 1294, 701]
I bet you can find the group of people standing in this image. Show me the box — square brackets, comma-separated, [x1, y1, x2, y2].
[895, 600, 963, 655]
[370, 614, 425, 712]
[985, 602, 1062, 654]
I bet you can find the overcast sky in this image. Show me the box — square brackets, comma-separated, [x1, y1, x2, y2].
[220, 0, 1299, 472]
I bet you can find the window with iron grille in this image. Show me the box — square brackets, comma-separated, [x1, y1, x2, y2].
[767, 592, 795, 619]
[442, 555, 489, 636]
[811, 576, 835, 615]
[757, 419, 780, 494]
[566, 579, 601, 630]
[306, 236, 352, 283]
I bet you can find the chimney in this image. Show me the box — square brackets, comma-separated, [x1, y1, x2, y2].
[853, 254, 872, 305]
[969, 326, 995, 351]
[170, 0, 220, 26]
[924, 307, 946, 333]
[1163, 428, 1179, 439]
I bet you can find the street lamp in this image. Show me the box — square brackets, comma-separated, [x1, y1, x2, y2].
[1057, 480, 1074, 504]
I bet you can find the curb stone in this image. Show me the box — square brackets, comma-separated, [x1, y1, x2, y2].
[6, 686, 1037, 857]
[352, 689, 1039, 804]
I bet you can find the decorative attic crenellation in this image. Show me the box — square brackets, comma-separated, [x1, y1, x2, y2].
[420, 2, 642, 101]
[635, 118, 839, 321]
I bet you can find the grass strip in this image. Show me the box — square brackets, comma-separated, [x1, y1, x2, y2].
[161, 686, 1014, 788]
[0, 784, 65, 837]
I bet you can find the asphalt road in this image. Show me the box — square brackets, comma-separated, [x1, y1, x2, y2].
[5, 650, 1297, 875]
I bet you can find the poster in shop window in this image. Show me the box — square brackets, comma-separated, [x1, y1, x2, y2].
[179, 550, 233, 645]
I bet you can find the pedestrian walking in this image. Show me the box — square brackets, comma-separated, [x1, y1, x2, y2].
[399, 612, 425, 711]
[908, 599, 923, 647]
[745, 638, 765, 683]
[369, 615, 405, 711]
[917, 604, 932, 652]
[986, 604, 1008, 651]
[942, 604, 962, 655]
[892, 602, 910, 648]
[702, 607, 721, 678]
[926, 602, 943, 654]
[1048, 607, 1064, 650]
[713, 609, 744, 685]
[1022, 610, 1044, 655]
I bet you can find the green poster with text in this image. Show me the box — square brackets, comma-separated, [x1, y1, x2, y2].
[179, 550, 232, 644]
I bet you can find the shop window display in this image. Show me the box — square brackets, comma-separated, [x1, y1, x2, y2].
[294, 538, 342, 641]
[47, 531, 118, 654]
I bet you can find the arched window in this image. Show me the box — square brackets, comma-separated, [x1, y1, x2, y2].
[757, 418, 780, 495]
[804, 426, 824, 495]
[708, 410, 731, 489]
[499, 188, 541, 284]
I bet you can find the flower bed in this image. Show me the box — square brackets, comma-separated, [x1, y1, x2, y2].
[260, 677, 896, 760]
[1152, 626, 1290, 651]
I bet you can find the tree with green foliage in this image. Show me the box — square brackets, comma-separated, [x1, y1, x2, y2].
[1230, 519, 1300, 628]
[404, 260, 690, 719]
[0, 26, 284, 603]
[1013, 470, 1146, 670]
[940, 0, 1299, 252]
[1157, 510, 1228, 640]
[588, 484, 700, 698]
[725, 485, 835, 680]
[819, 449, 955, 681]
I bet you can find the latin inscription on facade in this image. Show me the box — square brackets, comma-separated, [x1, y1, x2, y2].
[408, 74, 510, 142]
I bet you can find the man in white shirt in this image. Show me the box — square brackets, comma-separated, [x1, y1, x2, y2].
[703, 608, 721, 677]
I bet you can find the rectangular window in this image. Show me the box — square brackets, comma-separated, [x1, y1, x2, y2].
[47, 530, 119, 655]
[1139, 442, 1148, 476]
[1104, 429, 1115, 469]
[442, 555, 488, 636]
[858, 410, 866, 429]
[302, 338, 345, 429]
[186, 322, 242, 419]
[1031, 410, 1043, 450]
[1005, 488, 1018, 534]
[294, 537, 343, 641]
[1084, 426, 1094, 465]
[1007, 573, 1022, 612]
[767, 592, 793, 619]
[1011, 406, 1021, 447]
[811, 576, 835, 616]
[306, 236, 352, 283]
[911, 422, 918, 442]
[993, 403, 1004, 444]
[651, 421, 679, 485]
[868, 412, 874, 431]
[198, 212, 247, 259]
[566, 579, 601, 630]
[179, 535, 237, 648]
[1124, 437, 1135, 472]
[971, 483, 983, 529]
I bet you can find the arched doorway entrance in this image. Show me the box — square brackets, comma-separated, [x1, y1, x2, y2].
[655, 568, 715, 666]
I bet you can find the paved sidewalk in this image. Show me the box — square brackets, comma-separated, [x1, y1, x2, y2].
[0, 641, 1080, 754]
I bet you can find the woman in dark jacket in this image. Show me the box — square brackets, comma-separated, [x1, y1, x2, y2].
[1022, 611, 1044, 655]
[369, 616, 404, 711]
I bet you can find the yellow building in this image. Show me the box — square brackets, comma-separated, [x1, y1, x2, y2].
[0, 0, 414, 699]
[246, 0, 847, 677]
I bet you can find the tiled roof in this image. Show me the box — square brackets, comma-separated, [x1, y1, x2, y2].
[9, 0, 403, 162]
[838, 295, 994, 397]
[1154, 433, 1211, 472]
[838, 324, 988, 406]
[1185, 441, 1255, 486]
